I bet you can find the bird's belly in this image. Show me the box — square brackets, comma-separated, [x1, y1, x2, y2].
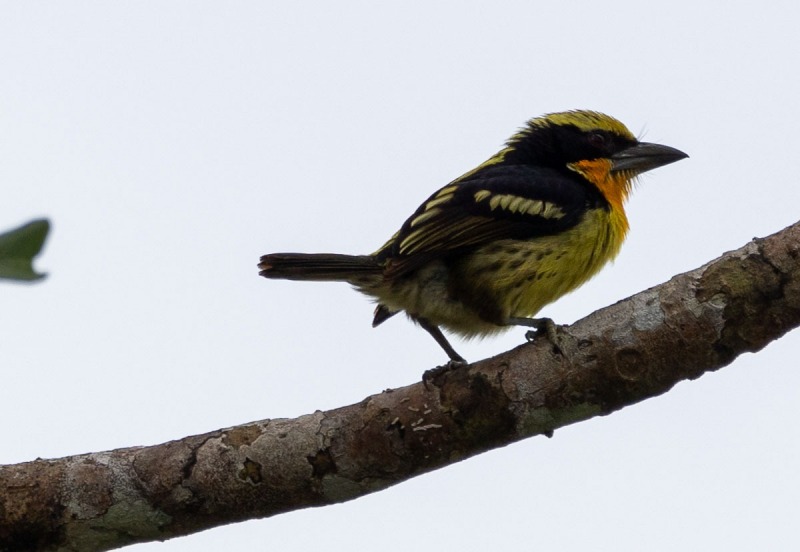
[461, 209, 626, 327]
[371, 260, 503, 337]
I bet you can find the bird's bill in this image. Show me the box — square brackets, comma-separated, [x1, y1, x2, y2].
[610, 142, 688, 174]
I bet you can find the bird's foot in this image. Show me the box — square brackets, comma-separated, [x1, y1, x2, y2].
[423, 358, 467, 387]
[509, 317, 564, 355]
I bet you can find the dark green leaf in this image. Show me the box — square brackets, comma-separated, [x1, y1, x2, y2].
[0, 219, 50, 282]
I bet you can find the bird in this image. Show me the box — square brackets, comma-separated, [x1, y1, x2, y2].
[258, 110, 687, 363]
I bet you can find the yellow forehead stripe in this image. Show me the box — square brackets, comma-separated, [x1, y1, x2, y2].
[529, 110, 635, 140]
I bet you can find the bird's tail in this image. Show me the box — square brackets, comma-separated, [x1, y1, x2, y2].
[258, 253, 382, 283]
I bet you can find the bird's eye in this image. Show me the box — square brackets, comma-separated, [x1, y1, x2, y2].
[587, 132, 609, 149]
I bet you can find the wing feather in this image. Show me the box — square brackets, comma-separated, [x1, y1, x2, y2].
[379, 165, 604, 278]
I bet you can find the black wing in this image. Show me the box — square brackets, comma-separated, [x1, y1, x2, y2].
[376, 164, 605, 278]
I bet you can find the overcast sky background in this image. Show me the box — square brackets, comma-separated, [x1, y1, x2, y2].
[3, 2, 800, 550]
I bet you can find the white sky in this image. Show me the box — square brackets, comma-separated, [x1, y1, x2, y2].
[2, 2, 800, 550]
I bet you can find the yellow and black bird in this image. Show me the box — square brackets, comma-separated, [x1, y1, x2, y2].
[259, 110, 687, 362]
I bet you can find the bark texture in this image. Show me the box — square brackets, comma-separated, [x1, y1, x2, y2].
[2, 220, 800, 552]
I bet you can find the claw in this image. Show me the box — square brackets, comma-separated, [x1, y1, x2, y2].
[509, 317, 563, 355]
[422, 359, 466, 388]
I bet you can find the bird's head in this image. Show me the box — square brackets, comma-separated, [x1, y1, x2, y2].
[503, 110, 688, 207]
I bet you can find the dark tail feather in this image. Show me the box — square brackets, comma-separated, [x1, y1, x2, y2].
[258, 253, 382, 282]
[372, 304, 399, 327]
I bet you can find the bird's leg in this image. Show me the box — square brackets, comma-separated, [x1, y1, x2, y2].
[507, 316, 562, 354]
[414, 316, 467, 364]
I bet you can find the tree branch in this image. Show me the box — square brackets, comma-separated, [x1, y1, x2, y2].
[3, 220, 800, 552]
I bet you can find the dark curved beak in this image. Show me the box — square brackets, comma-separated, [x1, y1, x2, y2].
[611, 142, 688, 174]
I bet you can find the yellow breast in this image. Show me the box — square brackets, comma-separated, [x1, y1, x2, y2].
[469, 205, 629, 322]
